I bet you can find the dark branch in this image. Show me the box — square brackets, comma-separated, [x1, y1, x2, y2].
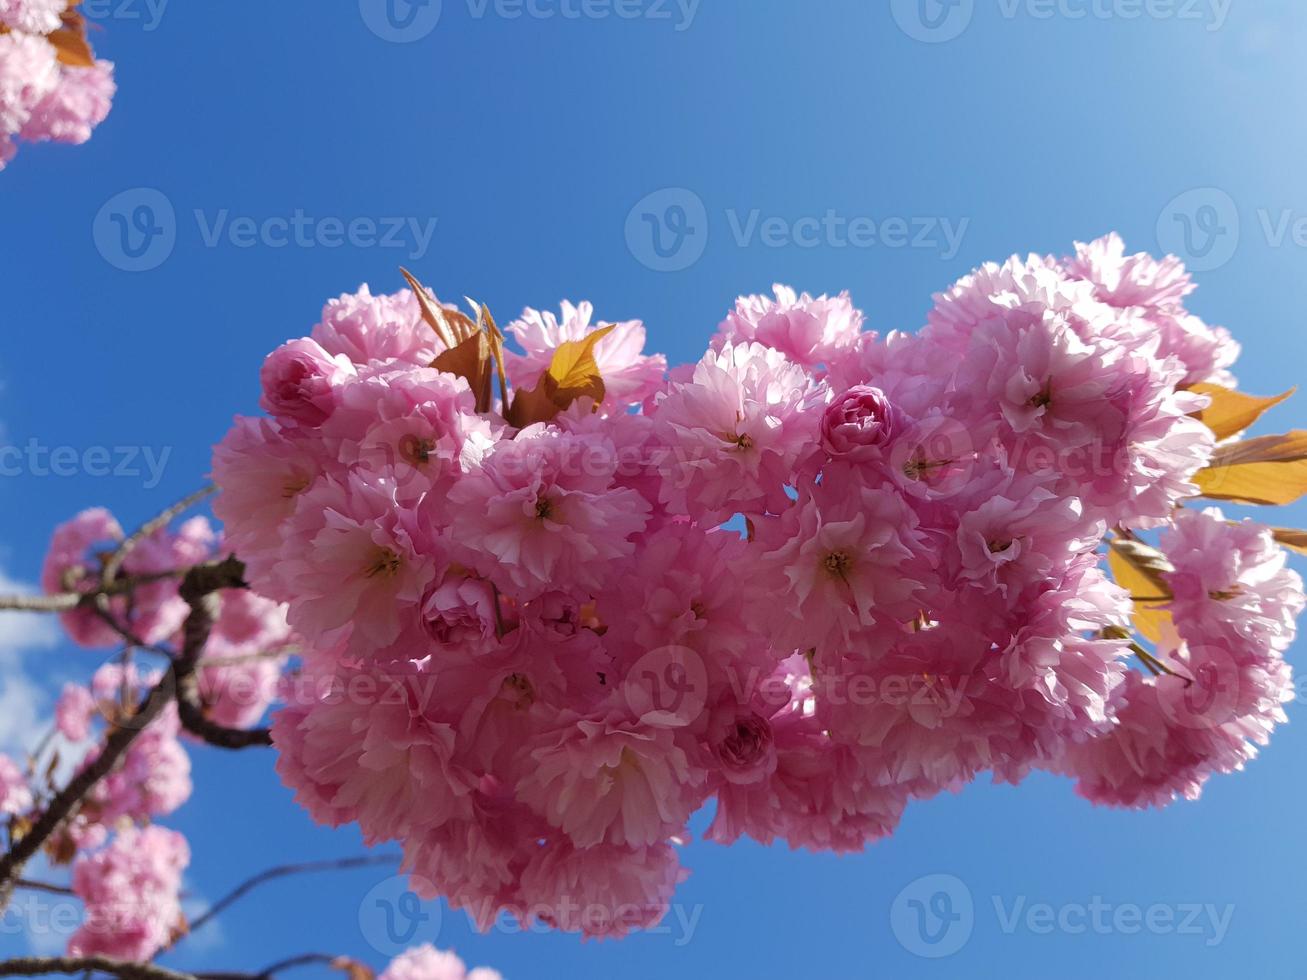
[167, 557, 272, 751]
[186, 855, 400, 936]
[0, 957, 196, 980]
[0, 558, 249, 913]
[195, 954, 340, 980]
[0, 571, 182, 614]
[102, 486, 217, 586]
[13, 879, 74, 896]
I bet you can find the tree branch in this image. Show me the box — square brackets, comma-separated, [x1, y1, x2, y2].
[0, 571, 182, 613]
[0, 558, 249, 913]
[13, 879, 74, 896]
[167, 557, 272, 751]
[0, 957, 196, 980]
[194, 954, 340, 980]
[102, 486, 217, 586]
[186, 855, 399, 936]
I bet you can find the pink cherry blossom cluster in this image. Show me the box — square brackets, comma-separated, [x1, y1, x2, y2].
[17, 508, 297, 958]
[0, 0, 114, 169]
[67, 824, 189, 961]
[43, 507, 298, 731]
[380, 944, 503, 980]
[210, 234, 1303, 940]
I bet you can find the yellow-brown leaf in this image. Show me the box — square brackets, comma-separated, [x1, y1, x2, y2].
[1189, 383, 1294, 440]
[505, 325, 616, 428]
[1106, 538, 1174, 644]
[1194, 430, 1307, 506]
[547, 324, 615, 401]
[432, 331, 494, 412]
[49, 11, 95, 67]
[400, 268, 475, 349]
[1271, 527, 1307, 556]
[331, 958, 376, 980]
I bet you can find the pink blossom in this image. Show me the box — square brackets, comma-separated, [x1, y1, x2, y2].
[516, 840, 687, 940]
[1064, 234, 1240, 385]
[279, 473, 435, 660]
[653, 342, 827, 522]
[821, 385, 898, 459]
[714, 285, 865, 370]
[273, 661, 476, 844]
[749, 478, 928, 654]
[312, 284, 443, 368]
[517, 709, 707, 848]
[20, 60, 114, 145]
[200, 247, 1304, 938]
[446, 426, 650, 599]
[260, 338, 355, 428]
[69, 825, 189, 962]
[505, 302, 666, 408]
[0, 0, 65, 34]
[56, 682, 96, 741]
[381, 945, 503, 980]
[0, 753, 31, 815]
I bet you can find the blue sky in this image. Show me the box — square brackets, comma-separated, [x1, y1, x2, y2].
[4, 0, 1307, 976]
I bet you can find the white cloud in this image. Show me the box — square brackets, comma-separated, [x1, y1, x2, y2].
[0, 568, 60, 757]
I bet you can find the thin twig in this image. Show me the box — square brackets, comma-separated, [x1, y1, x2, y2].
[0, 957, 195, 980]
[186, 854, 400, 936]
[0, 558, 248, 913]
[13, 879, 74, 896]
[0, 571, 184, 614]
[102, 486, 216, 586]
[161, 558, 272, 751]
[193, 953, 339, 980]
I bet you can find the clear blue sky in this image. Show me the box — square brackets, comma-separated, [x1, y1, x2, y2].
[3, 1, 1307, 977]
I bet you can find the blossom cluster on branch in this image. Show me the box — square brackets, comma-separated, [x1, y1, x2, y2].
[2, 234, 1303, 973]
[0, 0, 113, 169]
[194, 233, 1307, 941]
